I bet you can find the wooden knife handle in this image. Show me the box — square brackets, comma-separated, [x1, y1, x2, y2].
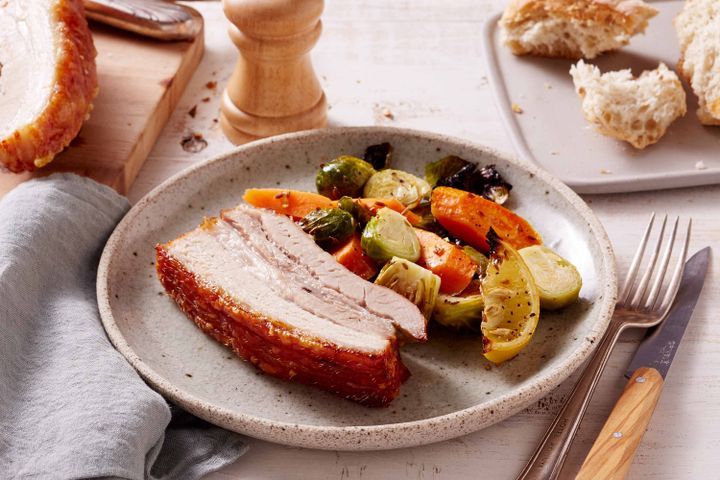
[576, 367, 664, 480]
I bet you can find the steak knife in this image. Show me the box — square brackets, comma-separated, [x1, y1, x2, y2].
[576, 247, 711, 479]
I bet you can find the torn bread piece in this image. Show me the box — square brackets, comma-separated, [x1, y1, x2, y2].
[500, 0, 658, 59]
[570, 61, 686, 149]
[675, 0, 720, 125]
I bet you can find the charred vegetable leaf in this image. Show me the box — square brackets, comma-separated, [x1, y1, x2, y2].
[375, 257, 440, 319]
[409, 202, 440, 231]
[363, 169, 431, 207]
[425, 156, 469, 187]
[299, 208, 356, 249]
[462, 245, 489, 276]
[474, 165, 512, 205]
[364, 142, 393, 170]
[426, 156, 512, 205]
[361, 207, 420, 263]
[316, 156, 376, 199]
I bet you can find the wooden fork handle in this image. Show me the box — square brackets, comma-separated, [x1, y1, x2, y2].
[576, 367, 664, 480]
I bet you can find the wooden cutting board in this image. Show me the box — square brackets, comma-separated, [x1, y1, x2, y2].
[0, 18, 204, 198]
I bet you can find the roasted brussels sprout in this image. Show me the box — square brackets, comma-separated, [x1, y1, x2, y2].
[519, 245, 582, 310]
[361, 207, 420, 263]
[425, 156, 512, 205]
[316, 155, 376, 199]
[375, 257, 441, 319]
[337, 196, 357, 215]
[425, 155, 469, 187]
[299, 208, 356, 249]
[433, 289, 484, 330]
[364, 142, 393, 170]
[363, 169, 431, 207]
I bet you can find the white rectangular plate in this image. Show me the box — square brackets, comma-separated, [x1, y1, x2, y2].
[482, 0, 720, 194]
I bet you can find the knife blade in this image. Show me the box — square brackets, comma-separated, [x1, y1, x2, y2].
[84, 0, 203, 41]
[576, 247, 711, 480]
[625, 246, 711, 379]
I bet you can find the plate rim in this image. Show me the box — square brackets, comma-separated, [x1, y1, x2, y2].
[97, 126, 617, 450]
[481, 7, 720, 195]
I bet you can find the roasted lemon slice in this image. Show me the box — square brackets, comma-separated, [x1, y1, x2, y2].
[481, 234, 540, 364]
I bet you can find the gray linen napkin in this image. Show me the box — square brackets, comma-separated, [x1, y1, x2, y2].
[0, 174, 247, 480]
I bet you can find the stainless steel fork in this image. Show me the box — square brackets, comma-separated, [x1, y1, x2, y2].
[516, 214, 692, 480]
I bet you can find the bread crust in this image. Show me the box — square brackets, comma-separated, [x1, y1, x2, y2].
[570, 61, 686, 149]
[0, 0, 98, 173]
[501, 0, 657, 59]
[675, 0, 720, 125]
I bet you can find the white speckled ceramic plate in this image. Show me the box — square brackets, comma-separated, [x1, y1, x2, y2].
[98, 127, 616, 450]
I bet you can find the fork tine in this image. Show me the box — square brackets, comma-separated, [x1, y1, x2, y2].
[630, 214, 668, 308]
[644, 216, 679, 310]
[657, 218, 692, 312]
[619, 213, 655, 303]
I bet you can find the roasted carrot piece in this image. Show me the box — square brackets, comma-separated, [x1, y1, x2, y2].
[430, 187, 541, 253]
[355, 198, 422, 226]
[243, 189, 334, 219]
[414, 229, 477, 295]
[243, 188, 422, 225]
[331, 234, 378, 280]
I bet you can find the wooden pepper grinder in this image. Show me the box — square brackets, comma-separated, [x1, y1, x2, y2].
[220, 0, 327, 144]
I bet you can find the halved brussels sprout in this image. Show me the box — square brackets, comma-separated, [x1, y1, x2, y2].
[433, 288, 484, 330]
[481, 232, 540, 364]
[363, 169, 431, 207]
[364, 142, 393, 170]
[361, 207, 420, 263]
[299, 208, 356, 249]
[519, 245, 582, 310]
[375, 257, 440, 319]
[316, 155, 376, 199]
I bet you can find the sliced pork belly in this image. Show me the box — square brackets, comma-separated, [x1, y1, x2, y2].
[156, 206, 427, 406]
[221, 205, 427, 341]
[0, 0, 98, 172]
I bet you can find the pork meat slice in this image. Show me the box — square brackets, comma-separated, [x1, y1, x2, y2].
[221, 205, 428, 341]
[156, 209, 424, 406]
[0, 0, 97, 172]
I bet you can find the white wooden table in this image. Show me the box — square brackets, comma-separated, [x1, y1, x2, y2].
[130, 2, 720, 478]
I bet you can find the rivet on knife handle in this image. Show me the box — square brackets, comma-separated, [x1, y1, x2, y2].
[83, 0, 203, 41]
[576, 367, 664, 480]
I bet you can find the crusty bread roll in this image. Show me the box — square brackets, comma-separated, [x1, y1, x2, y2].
[675, 0, 720, 126]
[570, 61, 686, 149]
[500, 0, 658, 59]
